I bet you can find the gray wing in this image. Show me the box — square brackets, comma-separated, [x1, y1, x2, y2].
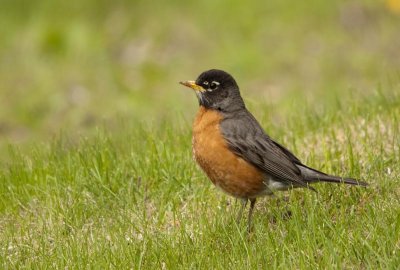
[220, 110, 315, 191]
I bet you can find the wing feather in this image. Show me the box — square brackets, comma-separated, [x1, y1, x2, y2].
[220, 110, 314, 191]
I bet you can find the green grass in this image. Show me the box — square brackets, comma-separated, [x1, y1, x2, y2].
[1, 0, 400, 268]
[1, 91, 399, 268]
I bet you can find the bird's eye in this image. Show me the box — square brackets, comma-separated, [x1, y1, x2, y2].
[210, 81, 219, 90]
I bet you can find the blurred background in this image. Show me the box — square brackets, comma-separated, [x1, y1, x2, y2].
[1, 0, 399, 151]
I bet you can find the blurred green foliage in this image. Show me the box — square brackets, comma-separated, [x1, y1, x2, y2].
[0, 0, 399, 147]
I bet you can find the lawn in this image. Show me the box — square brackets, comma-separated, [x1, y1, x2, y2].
[1, 0, 400, 269]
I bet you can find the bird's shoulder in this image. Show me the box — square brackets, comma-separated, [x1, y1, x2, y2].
[220, 109, 300, 163]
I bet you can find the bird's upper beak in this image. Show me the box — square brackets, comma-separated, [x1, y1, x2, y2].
[179, 81, 206, 92]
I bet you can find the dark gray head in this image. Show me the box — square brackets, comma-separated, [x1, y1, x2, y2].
[180, 69, 245, 113]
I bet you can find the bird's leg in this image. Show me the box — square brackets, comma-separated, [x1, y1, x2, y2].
[236, 198, 248, 223]
[247, 198, 257, 233]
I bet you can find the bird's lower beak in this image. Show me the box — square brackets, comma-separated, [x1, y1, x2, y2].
[179, 81, 206, 92]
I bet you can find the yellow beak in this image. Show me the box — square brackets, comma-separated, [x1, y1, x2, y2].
[179, 80, 206, 92]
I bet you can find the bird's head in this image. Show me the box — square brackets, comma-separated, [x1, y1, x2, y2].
[180, 69, 245, 112]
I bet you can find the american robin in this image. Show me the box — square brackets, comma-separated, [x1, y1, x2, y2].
[180, 69, 367, 232]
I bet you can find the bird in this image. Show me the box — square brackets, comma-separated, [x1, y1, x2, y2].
[179, 69, 368, 232]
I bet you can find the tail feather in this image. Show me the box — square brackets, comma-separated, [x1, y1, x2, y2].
[298, 165, 368, 187]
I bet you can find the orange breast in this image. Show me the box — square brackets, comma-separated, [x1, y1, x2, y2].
[192, 107, 267, 199]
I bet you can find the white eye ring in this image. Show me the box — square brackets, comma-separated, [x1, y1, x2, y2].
[207, 81, 220, 91]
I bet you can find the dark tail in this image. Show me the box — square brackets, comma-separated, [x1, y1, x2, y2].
[298, 165, 368, 187]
